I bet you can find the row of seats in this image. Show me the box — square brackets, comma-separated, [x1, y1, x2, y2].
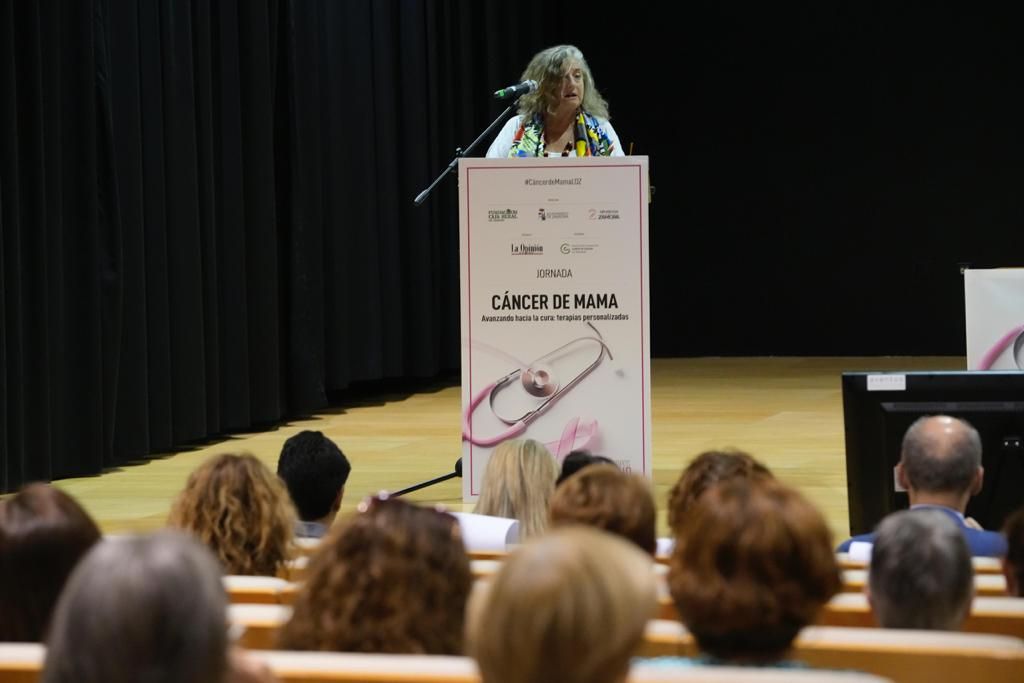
[290, 540, 1009, 575]
[811, 593, 1024, 639]
[277, 556, 1010, 596]
[221, 574, 1024, 639]
[3, 626, 1023, 683]
[224, 602, 1024, 677]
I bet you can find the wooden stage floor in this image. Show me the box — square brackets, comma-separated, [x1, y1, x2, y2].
[53, 356, 963, 541]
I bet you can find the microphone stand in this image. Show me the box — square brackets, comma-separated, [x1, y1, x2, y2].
[413, 99, 520, 206]
[402, 90, 525, 492]
[392, 458, 463, 497]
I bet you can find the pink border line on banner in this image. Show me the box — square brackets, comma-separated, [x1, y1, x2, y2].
[465, 163, 647, 495]
[636, 166, 646, 476]
[465, 170, 474, 490]
[630, 165, 647, 475]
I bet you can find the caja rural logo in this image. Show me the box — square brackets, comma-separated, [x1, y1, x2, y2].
[488, 208, 518, 222]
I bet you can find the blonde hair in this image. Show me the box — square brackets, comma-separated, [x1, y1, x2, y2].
[168, 453, 295, 576]
[468, 527, 656, 683]
[474, 439, 558, 539]
[517, 45, 610, 121]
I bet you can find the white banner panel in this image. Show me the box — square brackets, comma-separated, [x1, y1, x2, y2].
[458, 157, 651, 501]
[965, 268, 1024, 370]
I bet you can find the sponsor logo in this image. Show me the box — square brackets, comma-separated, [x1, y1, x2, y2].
[488, 208, 518, 222]
[511, 243, 543, 256]
[538, 208, 569, 221]
[588, 208, 620, 220]
[562, 242, 599, 255]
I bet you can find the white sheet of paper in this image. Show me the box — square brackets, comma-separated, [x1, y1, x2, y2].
[452, 512, 520, 551]
[848, 541, 874, 563]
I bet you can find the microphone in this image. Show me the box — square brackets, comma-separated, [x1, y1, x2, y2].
[493, 80, 538, 100]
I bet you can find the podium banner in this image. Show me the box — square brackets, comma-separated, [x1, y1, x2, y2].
[458, 157, 651, 501]
[965, 268, 1024, 370]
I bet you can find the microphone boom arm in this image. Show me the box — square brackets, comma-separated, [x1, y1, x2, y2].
[414, 99, 520, 206]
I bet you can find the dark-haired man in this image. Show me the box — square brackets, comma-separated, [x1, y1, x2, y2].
[277, 430, 351, 539]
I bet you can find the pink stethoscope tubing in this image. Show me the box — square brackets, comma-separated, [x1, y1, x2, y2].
[977, 324, 1024, 370]
[461, 323, 611, 455]
[462, 374, 528, 447]
[461, 376, 599, 458]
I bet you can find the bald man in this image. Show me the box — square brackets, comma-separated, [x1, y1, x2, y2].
[839, 415, 1007, 557]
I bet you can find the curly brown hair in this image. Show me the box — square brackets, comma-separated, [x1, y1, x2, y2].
[668, 478, 840, 663]
[278, 495, 471, 654]
[167, 453, 295, 576]
[549, 465, 656, 555]
[666, 450, 773, 535]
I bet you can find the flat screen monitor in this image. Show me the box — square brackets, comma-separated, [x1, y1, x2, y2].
[842, 371, 1024, 536]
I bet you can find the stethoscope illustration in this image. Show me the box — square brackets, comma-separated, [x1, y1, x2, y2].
[462, 322, 612, 455]
[978, 324, 1024, 370]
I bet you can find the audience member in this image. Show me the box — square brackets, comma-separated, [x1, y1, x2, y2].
[1001, 505, 1024, 596]
[168, 453, 295, 576]
[549, 464, 656, 555]
[279, 494, 471, 654]
[474, 439, 559, 539]
[666, 449, 773, 535]
[867, 509, 973, 630]
[0, 484, 101, 641]
[837, 415, 1006, 556]
[556, 450, 615, 487]
[42, 531, 275, 683]
[468, 527, 657, 683]
[667, 479, 840, 666]
[277, 430, 351, 539]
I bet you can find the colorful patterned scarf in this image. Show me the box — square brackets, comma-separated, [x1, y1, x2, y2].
[507, 111, 616, 157]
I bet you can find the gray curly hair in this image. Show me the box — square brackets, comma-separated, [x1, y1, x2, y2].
[516, 45, 610, 121]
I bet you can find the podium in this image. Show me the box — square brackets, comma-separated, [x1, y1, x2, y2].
[457, 157, 651, 502]
[964, 268, 1024, 370]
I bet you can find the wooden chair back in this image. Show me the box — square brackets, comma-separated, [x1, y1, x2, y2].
[223, 575, 299, 605]
[0, 641, 895, 683]
[639, 619, 1024, 683]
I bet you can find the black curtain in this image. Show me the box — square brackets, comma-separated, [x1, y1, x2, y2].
[1, 1, 112, 487]
[4, 2, 1024, 490]
[0, 0, 561, 491]
[616, 5, 1024, 356]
